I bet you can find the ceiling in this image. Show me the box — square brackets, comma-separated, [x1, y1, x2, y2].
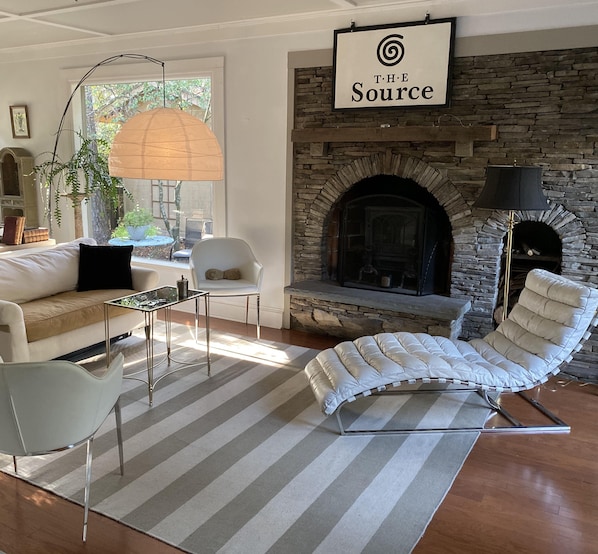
[0, 0, 596, 55]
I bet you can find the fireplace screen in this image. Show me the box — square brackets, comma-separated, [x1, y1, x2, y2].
[337, 177, 451, 296]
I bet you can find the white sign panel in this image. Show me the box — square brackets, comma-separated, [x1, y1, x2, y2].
[333, 19, 456, 110]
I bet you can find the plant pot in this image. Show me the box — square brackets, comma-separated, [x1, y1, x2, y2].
[127, 225, 150, 241]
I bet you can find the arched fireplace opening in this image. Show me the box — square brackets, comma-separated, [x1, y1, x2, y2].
[496, 220, 562, 322]
[326, 175, 453, 296]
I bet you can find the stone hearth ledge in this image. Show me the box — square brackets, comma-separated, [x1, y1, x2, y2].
[285, 280, 471, 340]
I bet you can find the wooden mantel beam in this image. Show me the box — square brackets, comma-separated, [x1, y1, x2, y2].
[291, 125, 497, 143]
[291, 125, 498, 157]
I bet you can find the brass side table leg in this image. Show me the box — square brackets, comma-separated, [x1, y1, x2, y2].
[204, 294, 211, 376]
[165, 306, 173, 366]
[145, 311, 155, 406]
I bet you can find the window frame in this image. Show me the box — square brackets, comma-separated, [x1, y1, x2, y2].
[61, 56, 226, 247]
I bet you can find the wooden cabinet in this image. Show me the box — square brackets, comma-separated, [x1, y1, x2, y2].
[0, 147, 38, 228]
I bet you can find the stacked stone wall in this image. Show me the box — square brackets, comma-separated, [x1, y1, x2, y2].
[291, 47, 598, 380]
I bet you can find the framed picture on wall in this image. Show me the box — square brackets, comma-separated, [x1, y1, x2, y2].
[9, 105, 30, 138]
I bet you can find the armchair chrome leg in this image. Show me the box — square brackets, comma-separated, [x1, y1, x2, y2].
[114, 399, 124, 475]
[256, 294, 261, 340]
[12, 456, 17, 472]
[83, 438, 94, 542]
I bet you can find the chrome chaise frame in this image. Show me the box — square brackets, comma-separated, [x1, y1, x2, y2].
[333, 382, 570, 436]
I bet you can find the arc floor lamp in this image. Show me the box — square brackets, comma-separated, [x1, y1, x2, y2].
[474, 164, 549, 321]
[47, 53, 223, 231]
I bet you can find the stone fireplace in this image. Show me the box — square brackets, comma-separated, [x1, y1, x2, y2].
[286, 46, 598, 381]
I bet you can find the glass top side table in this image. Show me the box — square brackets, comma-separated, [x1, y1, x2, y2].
[104, 285, 210, 406]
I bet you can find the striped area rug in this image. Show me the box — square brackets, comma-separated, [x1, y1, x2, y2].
[0, 325, 490, 554]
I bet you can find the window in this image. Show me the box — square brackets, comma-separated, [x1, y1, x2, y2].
[63, 57, 225, 262]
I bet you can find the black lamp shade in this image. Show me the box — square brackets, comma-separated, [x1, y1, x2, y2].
[474, 165, 549, 211]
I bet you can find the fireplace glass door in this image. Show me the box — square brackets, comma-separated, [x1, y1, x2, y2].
[337, 181, 451, 296]
[345, 206, 422, 293]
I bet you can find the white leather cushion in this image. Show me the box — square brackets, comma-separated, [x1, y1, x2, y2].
[481, 269, 598, 372]
[305, 332, 532, 416]
[304, 269, 598, 416]
[0, 238, 96, 304]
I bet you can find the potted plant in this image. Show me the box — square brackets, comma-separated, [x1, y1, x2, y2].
[114, 206, 155, 240]
[34, 133, 128, 231]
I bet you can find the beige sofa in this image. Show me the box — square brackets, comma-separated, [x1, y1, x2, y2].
[0, 238, 159, 362]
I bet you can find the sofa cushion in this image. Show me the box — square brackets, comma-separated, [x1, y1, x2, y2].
[0, 238, 96, 304]
[21, 289, 135, 342]
[77, 244, 133, 291]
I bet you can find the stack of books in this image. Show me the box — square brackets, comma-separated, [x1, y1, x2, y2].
[22, 227, 50, 244]
[1, 216, 26, 245]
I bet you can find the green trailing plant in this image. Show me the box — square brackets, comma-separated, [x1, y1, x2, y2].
[34, 132, 129, 226]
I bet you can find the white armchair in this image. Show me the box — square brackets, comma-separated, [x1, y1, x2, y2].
[189, 237, 264, 338]
[0, 353, 125, 541]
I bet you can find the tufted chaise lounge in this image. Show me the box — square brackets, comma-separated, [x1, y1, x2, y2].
[305, 269, 598, 434]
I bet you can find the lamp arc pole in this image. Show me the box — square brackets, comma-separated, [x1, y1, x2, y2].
[46, 54, 166, 234]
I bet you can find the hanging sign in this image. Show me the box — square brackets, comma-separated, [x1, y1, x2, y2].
[333, 18, 456, 110]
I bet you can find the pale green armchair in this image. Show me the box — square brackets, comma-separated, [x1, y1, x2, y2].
[0, 353, 125, 541]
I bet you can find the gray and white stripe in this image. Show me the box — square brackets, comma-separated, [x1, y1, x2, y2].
[0, 327, 488, 554]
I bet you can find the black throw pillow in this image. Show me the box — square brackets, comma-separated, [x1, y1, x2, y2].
[77, 243, 134, 291]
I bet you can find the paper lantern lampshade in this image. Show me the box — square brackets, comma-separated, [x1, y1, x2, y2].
[108, 107, 223, 181]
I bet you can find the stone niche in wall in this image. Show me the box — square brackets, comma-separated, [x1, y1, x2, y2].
[287, 46, 598, 382]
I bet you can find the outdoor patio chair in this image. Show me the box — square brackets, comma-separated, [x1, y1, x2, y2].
[172, 218, 206, 261]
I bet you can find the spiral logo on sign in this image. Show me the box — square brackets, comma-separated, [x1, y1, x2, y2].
[376, 34, 405, 66]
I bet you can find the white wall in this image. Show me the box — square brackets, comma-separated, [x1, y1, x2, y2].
[1, 10, 597, 329]
[0, 29, 333, 329]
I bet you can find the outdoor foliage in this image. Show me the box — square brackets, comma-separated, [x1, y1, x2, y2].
[111, 205, 159, 239]
[120, 205, 154, 227]
[87, 79, 212, 145]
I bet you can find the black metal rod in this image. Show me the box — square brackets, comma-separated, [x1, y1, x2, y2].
[47, 53, 165, 231]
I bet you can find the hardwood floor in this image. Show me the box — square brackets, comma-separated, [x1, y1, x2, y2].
[414, 378, 598, 554]
[1, 316, 597, 553]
